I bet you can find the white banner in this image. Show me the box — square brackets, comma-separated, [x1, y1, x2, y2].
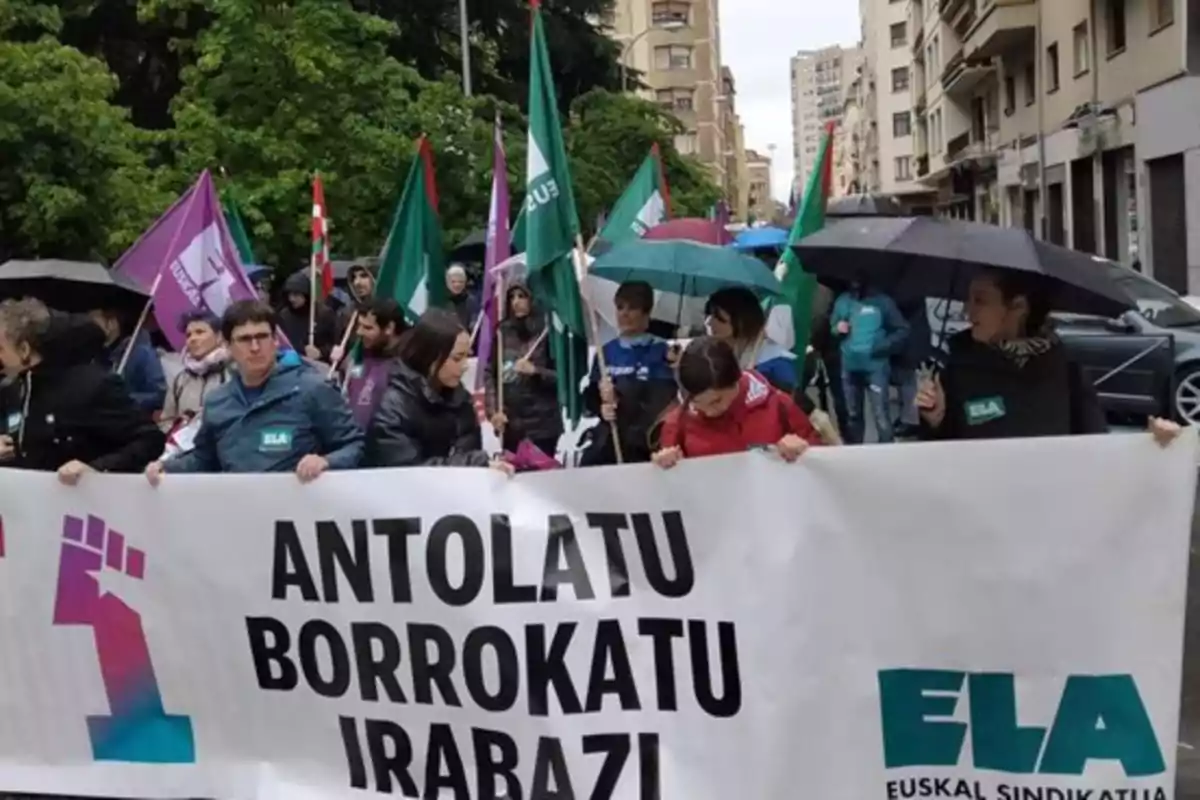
[0, 432, 1196, 799]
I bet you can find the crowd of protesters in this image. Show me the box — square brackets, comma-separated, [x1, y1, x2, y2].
[0, 260, 1186, 486]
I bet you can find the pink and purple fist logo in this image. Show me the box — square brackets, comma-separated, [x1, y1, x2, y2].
[53, 514, 195, 763]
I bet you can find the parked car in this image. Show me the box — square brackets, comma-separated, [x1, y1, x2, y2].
[927, 264, 1200, 423]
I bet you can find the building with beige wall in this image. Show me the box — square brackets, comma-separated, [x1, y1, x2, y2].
[904, 0, 1198, 290]
[720, 67, 752, 221]
[791, 45, 861, 198]
[746, 148, 773, 220]
[612, 0, 727, 190]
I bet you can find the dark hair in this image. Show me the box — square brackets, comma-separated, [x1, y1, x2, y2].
[221, 300, 277, 341]
[614, 281, 655, 314]
[398, 308, 467, 380]
[676, 337, 742, 397]
[362, 298, 408, 336]
[985, 269, 1052, 336]
[178, 310, 220, 336]
[705, 287, 766, 340]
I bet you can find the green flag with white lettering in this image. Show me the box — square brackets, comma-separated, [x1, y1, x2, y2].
[594, 144, 671, 251]
[523, 0, 588, 425]
[376, 136, 446, 322]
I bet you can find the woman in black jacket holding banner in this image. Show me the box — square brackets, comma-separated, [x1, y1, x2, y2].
[0, 298, 165, 482]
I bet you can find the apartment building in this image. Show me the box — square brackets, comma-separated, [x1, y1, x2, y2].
[791, 45, 862, 198]
[611, 0, 728, 190]
[746, 149, 774, 220]
[860, 0, 934, 203]
[721, 67, 752, 221]
[906, 0, 1200, 290]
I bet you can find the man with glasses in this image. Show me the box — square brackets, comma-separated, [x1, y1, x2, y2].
[145, 300, 363, 484]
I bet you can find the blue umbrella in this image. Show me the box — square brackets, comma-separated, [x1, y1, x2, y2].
[732, 226, 789, 252]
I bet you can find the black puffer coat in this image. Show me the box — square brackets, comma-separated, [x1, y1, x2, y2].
[483, 311, 562, 450]
[366, 360, 490, 467]
[0, 313, 165, 472]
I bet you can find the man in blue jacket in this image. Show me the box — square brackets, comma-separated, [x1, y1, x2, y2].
[89, 307, 167, 413]
[831, 280, 910, 445]
[145, 300, 363, 484]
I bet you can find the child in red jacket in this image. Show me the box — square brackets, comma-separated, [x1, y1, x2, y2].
[653, 337, 823, 469]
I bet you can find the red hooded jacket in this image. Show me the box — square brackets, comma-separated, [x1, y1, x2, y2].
[660, 371, 822, 458]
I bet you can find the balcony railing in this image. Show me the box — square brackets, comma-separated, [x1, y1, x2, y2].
[916, 155, 930, 177]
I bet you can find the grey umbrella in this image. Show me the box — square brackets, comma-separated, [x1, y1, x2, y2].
[0, 259, 148, 312]
[825, 193, 907, 218]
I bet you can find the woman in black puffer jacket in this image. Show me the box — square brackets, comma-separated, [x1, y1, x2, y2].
[366, 309, 510, 471]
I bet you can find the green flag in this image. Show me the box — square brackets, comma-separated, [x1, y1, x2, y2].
[772, 122, 833, 360]
[523, 0, 588, 425]
[594, 144, 671, 250]
[376, 136, 446, 322]
[221, 192, 257, 265]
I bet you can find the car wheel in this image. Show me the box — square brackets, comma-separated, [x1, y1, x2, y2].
[1174, 365, 1200, 424]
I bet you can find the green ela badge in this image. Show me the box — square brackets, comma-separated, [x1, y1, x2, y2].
[964, 396, 1006, 426]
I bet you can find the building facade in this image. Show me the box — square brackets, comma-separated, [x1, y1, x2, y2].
[720, 67, 752, 221]
[611, 0, 728, 190]
[746, 149, 774, 220]
[791, 45, 862, 198]
[897, 0, 1199, 290]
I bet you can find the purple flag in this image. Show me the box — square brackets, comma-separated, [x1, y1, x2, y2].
[475, 119, 512, 391]
[113, 170, 259, 351]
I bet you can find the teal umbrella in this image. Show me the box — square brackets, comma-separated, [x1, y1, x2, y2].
[589, 239, 782, 300]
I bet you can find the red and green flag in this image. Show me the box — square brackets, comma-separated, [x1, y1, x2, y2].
[376, 137, 446, 322]
[311, 173, 334, 299]
[523, 0, 588, 424]
[769, 121, 834, 360]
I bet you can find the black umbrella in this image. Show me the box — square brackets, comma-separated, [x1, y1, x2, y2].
[825, 193, 907, 218]
[792, 216, 1135, 318]
[449, 229, 487, 265]
[0, 259, 148, 314]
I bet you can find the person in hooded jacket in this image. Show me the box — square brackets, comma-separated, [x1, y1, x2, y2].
[652, 337, 822, 468]
[88, 306, 167, 414]
[0, 299, 165, 483]
[145, 300, 362, 483]
[160, 311, 230, 431]
[277, 270, 337, 362]
[367, 309, 513, 472]
[484, 282, 562, 457]
[830, 279, 910, 444]
[917, 269, 1181, 445]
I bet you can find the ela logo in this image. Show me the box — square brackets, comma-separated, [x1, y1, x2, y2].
[965, 396, 1006, 425]
[259, 428, 293, 452]
[53, 515, 195, 763]
[878, 669, 1164, 776]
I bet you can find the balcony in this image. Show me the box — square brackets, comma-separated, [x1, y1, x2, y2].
[963, 0, 1037, 60]
[942, 50, 995, 99]
[916, 155, 930, 178]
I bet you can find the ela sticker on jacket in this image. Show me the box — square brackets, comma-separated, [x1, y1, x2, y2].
[5, 412, 21, 431]
[259, 428, 294, 452]
[964, 396, 1007, 425]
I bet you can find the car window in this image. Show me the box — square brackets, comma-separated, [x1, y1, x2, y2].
[1106, 266, 1200, 328]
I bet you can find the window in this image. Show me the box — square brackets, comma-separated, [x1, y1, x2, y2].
[655, 87, 694, 111]
[1023, 61, 1036, 105]
[890, 22, 907, 47]
[1047, 43, 1060, 92]
[1073, 22, 1089, 74]
[1003, 74, 1016, 114]
[1106, 0, 1126, 54]
[895, 156, 912, 181]
[1151, 0, 1174, 31]
[893, 111, 912, 137]
[891, 66, 910, 92]
[654, 45, 693, 70]
[675, 131, 698, 155]
[650, 1, 691, 25]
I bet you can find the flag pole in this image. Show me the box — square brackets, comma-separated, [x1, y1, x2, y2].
[495, 269, 506, 418]
[117, 180, 205, 374]
[326, 312, 358, 381]
[572, 234, 624, 464]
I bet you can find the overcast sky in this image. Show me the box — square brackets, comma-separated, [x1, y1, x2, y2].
[721, 2, 859, 200]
